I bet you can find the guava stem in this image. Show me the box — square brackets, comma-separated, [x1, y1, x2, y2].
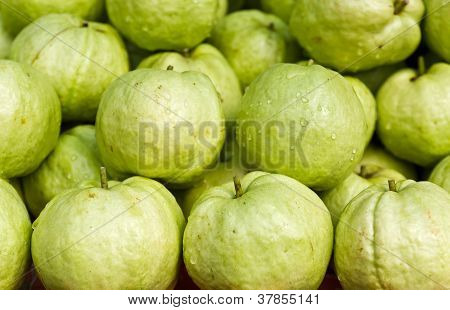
[100, 167, 108, 190]
[181, 48, 190, 57]
[233, 176, 244, 198]
[388, 180, 397, 192]
[307, 59, 315, 66]
[360, 165, 369, 178]
[394, 0, 409, 15]
[166, 65, 174, 71]
[418, 56, 426, 76]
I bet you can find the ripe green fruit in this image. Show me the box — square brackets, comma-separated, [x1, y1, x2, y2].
[0, 178, 32, 289]
[138, 44, 241, 124]
[424, 0, 450, 62]
[429, 155, 450, 192]
[377, 62, 450, 167]
[236, 63, 367, 190]
[32, 176, 185, 289]
[106, 0, 221, 51]
[96, 68, 225, 186]
[0, 16, 11, 59]
[260, 0, 296, 22]
[290, 0, 424, 72]
[23, 125, 103, 218]
[211, 10, 300, 87]
[353, 63, 405, 93]
[335, 180, 450, 289]
[0, 60, 61, 179]
[10, 14, 129, 122]
[184, 171, 333, 289]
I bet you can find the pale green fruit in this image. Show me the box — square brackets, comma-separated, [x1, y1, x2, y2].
[377, 63, 450, 167]
[138, 44, 241, 124]
[96, 68, 225, 186]
[23, 125, 103, 218]
[261, 0, 296, 22]
[32, 176, 185, 289]
[424, 0, 450, 62]
[0, 0, 104, 36]
[236, 63, 367, 191]
[0, 178, 32, 289]
[290, 0, 424, 72]
[0, 60, 61, 179]
[0, 16, 11, 59]
[184, 171, 333, 289]
[106, 0, 221, 51]
[210, 10, 300, 87]
[10, 14, 129, 122]
[335, 180, 450, 289]
[429, 155, 450, 192]
[352, 62, 405, 95]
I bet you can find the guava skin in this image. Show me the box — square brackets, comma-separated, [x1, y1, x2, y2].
[31, 176, 185, 290]
[260, 0, 296, 22]
[335, 180, 450, 289]
[106, 0, 221, 51]
[424, 0, 450, 62]
[290, 0, 424, 72]
[0, 16, 11, 59]
[96, 68, 225, 186]
[210, 10, 300, 87]
[138, 44, 242, 124]
[23, 125, 103, 218]
[0, 0, 104, 36]
[353, 62, 405, 93]
[236, 63, 367, 191]
[377, 63, 450, 167]
[184, 172, 333, 289]
[0, 179, 32, 289]
[10, 14, 129, 122]
[429, 155, 450, 192]
[0, 60, 61, 179]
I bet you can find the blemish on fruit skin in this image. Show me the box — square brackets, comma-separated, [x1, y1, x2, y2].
[88, 192, 96, 198]
[21, 117, 26, 124]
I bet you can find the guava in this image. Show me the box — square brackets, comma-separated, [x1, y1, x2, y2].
[335, 180, 450, 289]
[0, 178, 32, 289]
[138, 44, 242, 124]
[0, 0, 104, 36]
[377, 61, 450, 167]
[184, 171, 333, 289]
[260, 0, 296, 22]
[424, 0, 450, 62]
[290, 0, 424, 72]
[10, 14, 129, 122]
[32, 175, 185, 289]
[0, 60, 61, 179]
[106, 0, 221, 51]
[429, 155, 450, 192]
[0, 16, 11, 59]
[352, 62, 405, 94]
[96, 68, 225, 186]
[236, 63, 367, 191]
[210, 10, 300, 87]
[23, 125, 104, 218]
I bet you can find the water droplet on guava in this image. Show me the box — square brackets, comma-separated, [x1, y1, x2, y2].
[331, 133, 336, 140]
[301, 97, 309, 103]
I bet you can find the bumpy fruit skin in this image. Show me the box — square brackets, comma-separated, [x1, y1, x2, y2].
[260, 0, 296, 22]
[377, 63, 450, 167]
[184, 172, 333, 289]
[0, 16, 11, 59]
[424, 0, 450, 62]
[0, 60, 61, 179]
[96, 68, 225, 186]
[138, 44, 241, 124]
[236, 63, 367, 191]
[0, 0, 104, 36]
[23, 125, 103, 218]
[429, 155, 450, 192]
[211, 10, 300, 87]
[335, 180, 450, 289]
[10, 14, 129, 122]
[353, 63, 405, 93]
[32, 177, 185, 289]
[290, 0, 424, 72]
[106, 0, 220, 51]
[0, 179, 32, 289]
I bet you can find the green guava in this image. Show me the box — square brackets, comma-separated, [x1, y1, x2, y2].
[260, 0, 296, 22]
[138, 44, 241, 124]
[23, 125, 103, 218]
[352, 62, 405, 94]
[0, 0, 104, 36]
[0, 178, 32, 289]
[335, 180, 450, 289]
[0, 60, 61, 179]
[10, 14, 129, 122]
[184, 171, 333, 289]
[424, 0, 450, 62]
[236, 63, 367, 191]
[377, 62, 450, 167]
[0, 16, 11, 59]
[106, 0, 221, 51]
[210, 10, 300, 87]
[32, 176, 185, 289]
[429, 155, 450, 192]
[290, 0, 424, 72]
[96, 68, 225, 186]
